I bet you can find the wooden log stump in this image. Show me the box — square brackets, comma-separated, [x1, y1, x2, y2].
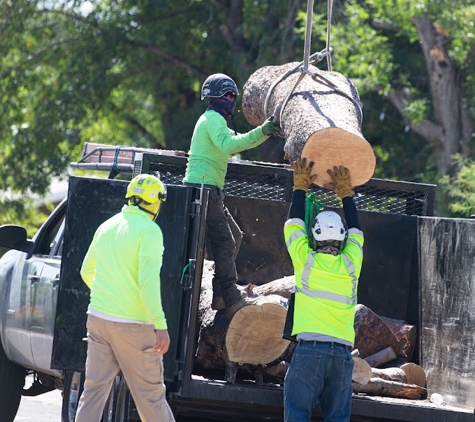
[225, 294, 290, 365]
[194, 261, 292, 383]
[242, 62, 375, 187]
[354, 304, 407, 359]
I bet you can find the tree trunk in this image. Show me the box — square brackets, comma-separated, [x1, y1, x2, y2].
[194, 261, 292, 383]
[242, 62, 375, 187]
[354, 304, 410, 359]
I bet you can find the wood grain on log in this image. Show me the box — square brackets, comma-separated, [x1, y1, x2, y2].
[225, 295, 290, 365]
[242, 62, 375, 187]
[400, 363, 426, 388]
[353, 357, 372, 385]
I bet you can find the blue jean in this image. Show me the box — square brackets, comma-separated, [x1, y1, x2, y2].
[284, 340, 354, 422]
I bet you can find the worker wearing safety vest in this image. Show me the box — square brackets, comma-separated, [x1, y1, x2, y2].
[183, 73, 283, 317]
[283, 159, 364, 422]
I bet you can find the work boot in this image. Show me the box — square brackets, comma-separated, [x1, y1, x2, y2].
[211, 279, 225, 311]
[224, 297, 247, 319]
[212, 294, 226, 311]
[222, 283, 247, 319]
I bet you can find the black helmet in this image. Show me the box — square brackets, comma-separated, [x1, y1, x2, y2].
[201, 73, 239, 101]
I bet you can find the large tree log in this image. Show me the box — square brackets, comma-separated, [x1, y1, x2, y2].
[354, 304, 408, 359]
[194, 261, 292, 383]
[242, 62, 375, 187]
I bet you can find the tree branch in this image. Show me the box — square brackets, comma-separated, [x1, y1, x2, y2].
[131, 41, 208, 79]
[386, 90, 444, 147]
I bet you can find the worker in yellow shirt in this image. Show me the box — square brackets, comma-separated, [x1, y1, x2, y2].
[284, 159, 364, 422]
[75, 174, 175, 422]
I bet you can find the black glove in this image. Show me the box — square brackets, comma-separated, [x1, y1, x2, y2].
[261, 116, 284, 138]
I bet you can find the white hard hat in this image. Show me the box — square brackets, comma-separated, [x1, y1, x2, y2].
[311, 211, 347, 242]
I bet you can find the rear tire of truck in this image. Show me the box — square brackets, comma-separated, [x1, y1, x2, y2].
[0, 345, 27, 422]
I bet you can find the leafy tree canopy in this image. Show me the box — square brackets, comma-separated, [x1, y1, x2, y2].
[1, 0, 475, 223]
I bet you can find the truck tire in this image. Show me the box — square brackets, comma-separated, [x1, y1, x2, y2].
[62, 371, 121, 422]
[61, 371, 85, 422]
[114, 375, 131, 422]
[0, 345, 27, 422]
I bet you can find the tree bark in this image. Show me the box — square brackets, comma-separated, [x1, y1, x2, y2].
[242, 62, 375, 187]
[194, 261, 292, 383]
[352, 378, 427, 400]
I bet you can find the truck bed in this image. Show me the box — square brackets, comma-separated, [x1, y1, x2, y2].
[170, 376, 475, 422]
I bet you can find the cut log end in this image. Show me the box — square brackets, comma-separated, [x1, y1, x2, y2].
[353, 357, 373, 385]
[299, 127, 376, 188]
[400, 363, 427, 388]
[225, 298, 290, 365]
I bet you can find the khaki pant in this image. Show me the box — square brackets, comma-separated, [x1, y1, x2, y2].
[75, 315, 175, 422]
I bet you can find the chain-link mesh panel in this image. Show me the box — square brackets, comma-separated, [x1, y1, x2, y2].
[141, 156, 435, 216]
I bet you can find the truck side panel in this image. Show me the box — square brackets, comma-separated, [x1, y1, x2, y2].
[419, 217, 475, 408]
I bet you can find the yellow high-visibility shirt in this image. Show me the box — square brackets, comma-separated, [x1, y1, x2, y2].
[284, 217, 364, 345]
[81, 205, 167, 330]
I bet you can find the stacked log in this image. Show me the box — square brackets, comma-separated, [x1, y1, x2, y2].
[194, 261, 426, 399]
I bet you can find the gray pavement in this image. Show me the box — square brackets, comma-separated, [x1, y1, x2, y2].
[15, 375, 62, 421]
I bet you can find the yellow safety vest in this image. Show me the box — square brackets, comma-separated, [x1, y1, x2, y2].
[284, 217, 364, 345]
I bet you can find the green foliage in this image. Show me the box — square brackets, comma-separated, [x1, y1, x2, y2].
[439, 156, 475, 217]
[0, 0, 475, 222]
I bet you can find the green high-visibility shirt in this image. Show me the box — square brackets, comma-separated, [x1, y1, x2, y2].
[80, 205, 167, 330]
[183, 109, 269, 189]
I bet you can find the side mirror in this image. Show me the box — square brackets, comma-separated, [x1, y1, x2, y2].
[0, 225, 34, 253]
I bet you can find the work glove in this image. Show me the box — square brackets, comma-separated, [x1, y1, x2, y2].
[261, 116, 284, 138]
[292, 158, 317, 192]
[324, 166, 355, 198]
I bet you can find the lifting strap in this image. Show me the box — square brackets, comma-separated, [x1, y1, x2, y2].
[264, 0, 362, 125]
[305, 192, 323, 250]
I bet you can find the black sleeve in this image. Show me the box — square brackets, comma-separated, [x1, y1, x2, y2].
[288, 189, 306, 220]
[342, 196, 361, 230]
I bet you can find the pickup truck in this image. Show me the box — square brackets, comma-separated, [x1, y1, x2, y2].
[1, 143, 474, 422]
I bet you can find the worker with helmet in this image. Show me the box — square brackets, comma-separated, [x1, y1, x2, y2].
[184, 73, 283, 317]
[75, 174, 175, 422]
[283, 160, 364, 422]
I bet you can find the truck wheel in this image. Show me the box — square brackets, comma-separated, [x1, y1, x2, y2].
[61, 371, 85, 422]
[114, 375, 132, 422]
[0, 345, 26, 422]
[62, 371, 121, 422]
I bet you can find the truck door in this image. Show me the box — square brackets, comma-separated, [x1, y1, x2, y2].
[3, 202, 66, 370]
[51, 176, 207, 389]
[30, 220, 64, 373]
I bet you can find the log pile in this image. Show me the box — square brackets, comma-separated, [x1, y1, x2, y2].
[194, 262, 427, 399]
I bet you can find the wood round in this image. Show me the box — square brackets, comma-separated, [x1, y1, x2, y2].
[352, 357, 372, 385]
[400, 363, 427, 388]
[225, 300, 289, 365]
[301, 127, 376, 188]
